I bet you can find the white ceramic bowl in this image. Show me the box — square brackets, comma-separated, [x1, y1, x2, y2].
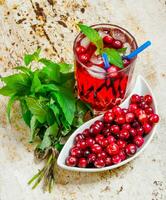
[57, 75, 158, 172]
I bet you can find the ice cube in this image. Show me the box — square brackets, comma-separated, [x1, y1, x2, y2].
[123, 43, 131, 55]
[90, 54, 103, 66]
[98, 30, 108, 38]
[87, 65, 106, 79]
[80, 37, 90, 49]
[111, 29, 126, 43]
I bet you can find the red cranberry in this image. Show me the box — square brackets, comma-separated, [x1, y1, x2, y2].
[129, 128, 137, 137]
[115, 115, 126, 125]
[112, 106, 123, 116]
[76, 46, 86, 54]
[122, 123, 131, 130]
[82, 129, 90, 137]
[122, 108, 128, 114]
[75, 133, 85, 142]
[91, 144, 102, 154]
[90, 123, 101, 135]
[97, 151, 107, 159]
[107, 65, 119, 78]
[105, 123, 111, 129]
[103, 35, 114, 44]
[112, 39, 123, 49]
[118, 150, 127, 161]
[95, 134, 104, 145]
[95, 120, 104, 129]
[116, 140, 127, 149]
[143, 123, 152, 134]
[76, 140, 87, 149]
[135, 109, 145, 117]
[78, 158, 87, 168]
[79, 53, 90, 63]
[125, 144, 137, 156]
[149, 114, 159, 123]
[130, 94, 141, 104]
[139, 101, 149, 109]
[86, 137, 95, 147]
[66, 156, 77, 167]
[94, 158, 105, 168]
[106, 143, 119, 155]
[112, 155, 122, 164]
[125, 112, 135, 123]
[133, 136, 144, 147]
[145, 107, 153, 115]
[129, 104, 138, 112]
[138, 113, 148, 124]
[102, 127, 111, 137]
[144, 95, 152, 105]
[136, 127, 144, 135]
[123, 59, 130, 67]
[87, 153, 96, 164]
[119, 129, 130, 140]
[84, 150, 91, 157]
[103, 111, 114, 123]
[105, 157, 112, 166]
[70, 147, 82, 157]
[100, 138, 109, 148]
[107, 135, 116, 143]
[111, 125, 120, 135]
[132, 120, 140, 128]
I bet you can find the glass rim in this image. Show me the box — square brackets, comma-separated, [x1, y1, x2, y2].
[73, 23, 138, 75]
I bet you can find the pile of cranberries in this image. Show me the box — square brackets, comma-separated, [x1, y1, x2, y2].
[66, 94, 159, 168]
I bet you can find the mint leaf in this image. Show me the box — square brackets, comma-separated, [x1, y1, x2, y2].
[24, 48, 41, 66]
[49, 104, 61, 125]
[26, 97, 48, 123]
[7, 95, 18, 122]
[117, 47, 127, 54]
[103, 48, 123, 68]
[78, 23, 103, 54]
[20, 100, 32, 126]
[31, 72, 41, 93]
[14, 66, 33, 76]
[0, 86, 16, 96]
[37, 84, 59, 94]
[58, 63, 73, 73]
[29, 116, 40, 143]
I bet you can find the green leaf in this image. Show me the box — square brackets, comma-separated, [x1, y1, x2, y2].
[0, 86, 16, 96]
[103, 48, 123, 68]
[78, 23, 103, 54]
[20, 100, 32, 126]
[49, 104, 61, 125]
[24, 48, 41, 66]
[37, 84, 59, 94]
[46, 108, 56, 126]
[117, 47, 127, 54]
[26, 97, 48, 123]
[31, 72, 42, 93]
[58, 63, 73, 73]
[7, 95, 18, 122]
[54, 143, 64, 152]
[14, 66, 33, 76]
[39, 122, 58, 150]
[29, 116, 40, 143]
[51, 88, 76, 125]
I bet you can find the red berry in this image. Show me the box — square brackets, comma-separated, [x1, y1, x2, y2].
[129, 104, 138, 112]
[138, 113, 148, 124]
[125, 144, 137, 156]
[91, 144, 102, 154]
[95, 120, 104, 129]
[145, 107, 153, 115]
[143, 123, 152, 134]
[70, 147, 82, 157]
[111, 125, 120, 135]
[100, 138, 109, 148]
[144, 95, 152, 105]
[94, 158, 105, 168]
[107, 143, 119, 155]
[102, 127, 111, 137]
[139, 101, 149, 109]
[123, 59, 130, 67]
[103, 111, 114, 123]
[135, 109, 145, 117]
[115, 115, 126, 124]
[149, 114, 159, 123]
[129, 128, 137, 137]
[107, 135, 116, 143]
[97, 151, 107, 159]
[132, 120, 140, 128]
[112, 155, 122, 164]
[130, 94, 141, 104]
[86, 137, 95, 147]
[125, 112, 135, 123]
[122, 108, 128, 114]
[103, 35, 114, 44]
[79, 53, 90, 63]
[122, 123, 131, 130]
[112, 106, 123, 116]
[82, 129, 90, 137]
[136, 127, 144, 135]
[95, 134, 104, 145]
[112, 39, 123, 49]
[119, 129, 130, 140]
[118, 150, 127, 161]
[84, 150, 91, 157]
[78, 158, 87, 168]
[133, 136, 144, 147]
[107, 65, 119, 78]
[105, 157, 112, 166]
[76, 140, 87, 149]
[66, 156, 77, 167]
[87, 153, 96, 164]
[75, 133, 85, 142]
[76, 45, 86, 54]
[90, 124, 101, 135]
[116, 140, 127, 149]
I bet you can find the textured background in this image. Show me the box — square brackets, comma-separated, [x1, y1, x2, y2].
[0, 0, 166, 200]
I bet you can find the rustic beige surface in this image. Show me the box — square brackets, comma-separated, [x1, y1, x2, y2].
[0, 0, 166, 200]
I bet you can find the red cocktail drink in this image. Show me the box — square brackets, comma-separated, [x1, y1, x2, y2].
[74, 24, 137, 112]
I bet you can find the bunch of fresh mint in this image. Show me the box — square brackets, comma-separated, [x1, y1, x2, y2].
[0, 49, 91, 192]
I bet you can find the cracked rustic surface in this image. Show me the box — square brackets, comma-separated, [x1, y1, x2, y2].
[0, 0, 166, 200]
